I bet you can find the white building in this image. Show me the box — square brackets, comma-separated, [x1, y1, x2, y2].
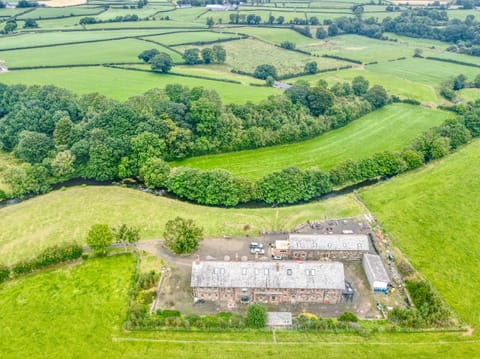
[362, 253, 390, 291]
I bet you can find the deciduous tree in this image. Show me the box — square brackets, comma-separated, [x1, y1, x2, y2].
[163, 217, 203, 254]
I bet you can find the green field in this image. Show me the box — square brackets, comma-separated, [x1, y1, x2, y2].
[142, 30, 242, 45]
[0, 66, 279, 103]
[0, 38, 182, 67]
[16, 6, 105, 19]
[1, 254, 479, 358]
[459, 88, 480, 103]
[0, 255, 136, 358]
[175, 104, 451, 179]
[233, 27, 315, 46]
[0, 186, 362, 264]
[0, 29, 175, 50]
[360, 139, 480, 330]
[175, 38, 348, 75]
[299, 58, 480, 105]
[302, 34, 425, 63]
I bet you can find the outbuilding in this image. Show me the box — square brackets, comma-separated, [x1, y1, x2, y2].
[266, 312, 292, 328]
[362, 253, 390, 291]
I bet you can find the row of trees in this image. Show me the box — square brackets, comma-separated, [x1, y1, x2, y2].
[182, 45, 226, 65]
[0, 243, 83, 281]
[86, 223, 140, 255]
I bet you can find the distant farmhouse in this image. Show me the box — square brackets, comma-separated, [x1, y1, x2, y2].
[191, 260, 345, 305]
[206, 3, 237, 10]
[273, 234, 370, 261]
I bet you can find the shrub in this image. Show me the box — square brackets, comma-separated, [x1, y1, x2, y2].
[338, 311, 358, 322]
[0, 264, 10, 283]
[246, 303, 267, 328]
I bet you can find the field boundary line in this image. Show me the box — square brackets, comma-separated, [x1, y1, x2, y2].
[112, 336, 480, 346]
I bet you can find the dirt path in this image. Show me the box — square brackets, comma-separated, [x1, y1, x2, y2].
[112, 336, 480, 346]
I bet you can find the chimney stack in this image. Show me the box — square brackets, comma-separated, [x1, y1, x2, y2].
[276, 262, 280, 272]
[195, 255, 200, 264]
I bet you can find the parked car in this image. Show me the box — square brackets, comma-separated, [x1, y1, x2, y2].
[249, 242, 264, 249]
[250, 247, 265, 255]
[272, 255, 283, 260]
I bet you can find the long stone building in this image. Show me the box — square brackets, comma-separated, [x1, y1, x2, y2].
[273, 234, 370, 260]
[191, 260, 345, 305]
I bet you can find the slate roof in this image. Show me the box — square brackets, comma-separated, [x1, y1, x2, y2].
[267, 312, 292, 327]
[288, 234, 369, 251]
[363, 254, 390, 284]
[191, 261, 345, 290]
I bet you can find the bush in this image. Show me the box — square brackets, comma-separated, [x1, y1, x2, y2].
[338, 312, 358, 322]
[246, 303, 267, 328]
[12, 260, 36, 276]
[34, 243, 83, 267]
[0, 264, 10, 283]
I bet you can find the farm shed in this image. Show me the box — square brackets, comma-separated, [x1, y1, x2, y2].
[362, 254, 390, 291]
[267, 312, 292, 328]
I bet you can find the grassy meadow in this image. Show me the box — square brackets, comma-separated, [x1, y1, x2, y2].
[0, 38, 182, 67]
[176, 38, 349, 75]
[0, 186, 363, 264]
[175, 104, 451, 179]
[360, 139, 480, 329]
[0, 66, 279, 103]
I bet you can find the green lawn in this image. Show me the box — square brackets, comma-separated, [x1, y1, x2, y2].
[175, 104, 451, 179]
[0, 66, 279, 103]
[0, 186, 363, 264]
[0, 38, 182, 67]
[359, 139, 480, 329]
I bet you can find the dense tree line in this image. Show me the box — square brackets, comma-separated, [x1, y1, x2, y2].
[0, 79, 382, 198]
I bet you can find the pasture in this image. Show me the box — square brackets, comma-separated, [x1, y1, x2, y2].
[0, 29, 175, 50]
[140, 30, 242, 45]
[360, 139, 480, 330]
[0, 186, 362, 264]
[0, 38, 182, 67]
[174, 104, 451, 179]
[459, 88, 480, 103]
[175, 38, 349, 75]
[0, 66, 279, 103]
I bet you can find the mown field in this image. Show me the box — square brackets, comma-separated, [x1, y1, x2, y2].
[0, 186, 362, 264]
[360, 139, 480, 330]
[0, 66, 279, 103]
[175, 38, 349, 75]
[175, 104, 451, 179]
[0, 38, 182, 67]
